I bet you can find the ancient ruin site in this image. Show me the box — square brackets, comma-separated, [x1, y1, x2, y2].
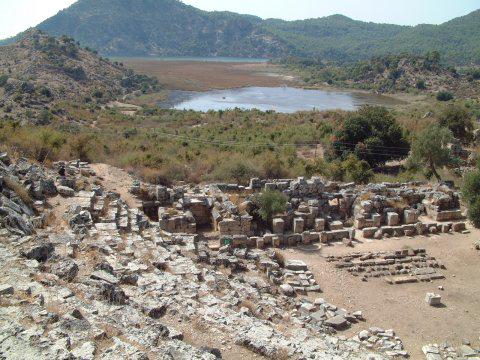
[0, 153, 478, 359]
[1, 1, 480, 359]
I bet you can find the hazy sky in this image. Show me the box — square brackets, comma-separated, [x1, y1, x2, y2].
[1, 0, 479, 39]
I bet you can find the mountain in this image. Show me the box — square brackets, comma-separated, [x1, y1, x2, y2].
[1, 0, 480, 64]
[0, 30, 157, 123]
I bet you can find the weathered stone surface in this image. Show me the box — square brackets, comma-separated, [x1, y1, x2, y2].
[57, 185, 75, 197]
[21, 242, 54, 262]
[324, 315, 348, 329]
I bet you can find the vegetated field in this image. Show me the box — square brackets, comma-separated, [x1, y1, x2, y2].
[117, 59, 299, 91]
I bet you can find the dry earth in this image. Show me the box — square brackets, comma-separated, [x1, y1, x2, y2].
[279, 231, 480, 359]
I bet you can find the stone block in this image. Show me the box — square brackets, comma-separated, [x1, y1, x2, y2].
[301, 231, 318, 245]
[362, 227, 378, 239]
[293, 218, 304, 234]
[256, 237, 265, 249]
[285, 260, 308, 271]
[404, 209, 419, 224]
[452, 222, 466, 232]
[314, 218, 325, 232]
[272, 218, 285, 234]
[329, 220, 343, 230]
[425, 293, 442, 306]
[387, 212, 399, 226]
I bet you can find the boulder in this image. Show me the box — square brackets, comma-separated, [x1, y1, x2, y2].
[324, 315, 348, 329]
[21, 242, 55, 262]
[57, 186, 75, 197]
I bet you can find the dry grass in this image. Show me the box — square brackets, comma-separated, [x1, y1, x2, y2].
[3, 176, 33, 207]
[117, 60, 296, 91]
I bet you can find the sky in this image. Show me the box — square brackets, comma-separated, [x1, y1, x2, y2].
[1, 0, 479, 39]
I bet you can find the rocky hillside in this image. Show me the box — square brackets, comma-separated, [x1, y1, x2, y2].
[285, 53, 480, 96]
[2, 0, 480, 64]
[0, 153, 396, 359]
[0, 30, 158, 123]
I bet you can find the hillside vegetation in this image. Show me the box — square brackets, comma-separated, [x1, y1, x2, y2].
[1, 0, 480, 65]
[0, 30, 158, 123]
[282, 52, 480, 96]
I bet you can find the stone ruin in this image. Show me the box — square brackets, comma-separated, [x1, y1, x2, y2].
[327, 248, 446, 283]
[129, 176, 468, 250]
[2, 154, 479, 359]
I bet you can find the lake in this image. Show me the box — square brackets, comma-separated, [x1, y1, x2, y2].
[158, 86, 404, 113]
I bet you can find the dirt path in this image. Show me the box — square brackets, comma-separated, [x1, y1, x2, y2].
[90, 163, 142, 210]
[279, 231, 480, 358]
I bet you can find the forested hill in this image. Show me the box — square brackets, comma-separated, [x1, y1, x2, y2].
[1, 0, 479, 65]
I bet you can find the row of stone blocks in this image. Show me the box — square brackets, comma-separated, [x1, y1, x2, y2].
[362, 221, 467, 239]
[223, 228, 355, 249]
[272, 217, 329, 234]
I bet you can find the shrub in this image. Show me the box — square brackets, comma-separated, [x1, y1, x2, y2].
[462, 170, 480, 203]
[467, 197, 480, 228]
[253, 189, 288, 222]
[37, 109, 53, 125]
[343, 154, 374, 184]
[462, 169, 480, 227]
[438, 105, 473, 141]
[92, 89, 104, 99]
[416, 79, 426, 90]
[261, 154, 289, 179]
[0, 74, 8, 87]
[436, 91, 454, 102]
[69, 134, 95, 162]
[211, 159, 259, 185]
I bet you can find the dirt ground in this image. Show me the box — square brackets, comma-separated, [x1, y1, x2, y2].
[279, 230, 480, 359]
[90, 163, 142, 210]
[119, 59, 299, 91]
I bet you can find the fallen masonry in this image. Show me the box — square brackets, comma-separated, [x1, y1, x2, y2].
[326, 248, 446, 283]
[0, 155, 406, 359]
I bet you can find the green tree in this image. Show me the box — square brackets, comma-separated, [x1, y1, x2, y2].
[409, 124, 456, 181]
[438, 105, 473, 141]
[253, 189, 288, 222]
[331, 106, 409, 167]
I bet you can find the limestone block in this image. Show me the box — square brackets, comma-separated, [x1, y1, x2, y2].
[404, 209, 419, 224]
[362, 227, 378, 239]
[272, 218, 285, 234]
[293, 218, 304, 234]
[387, 212, 399, 226]
[452, 222, 466, 232]
[372, 214, 382, 227]
[425, 293, 442, 306]
[314, 218, 325, 232]
[329, 220, 343, 230]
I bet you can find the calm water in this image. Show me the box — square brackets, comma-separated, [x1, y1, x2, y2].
[158, 87, 403, 113]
